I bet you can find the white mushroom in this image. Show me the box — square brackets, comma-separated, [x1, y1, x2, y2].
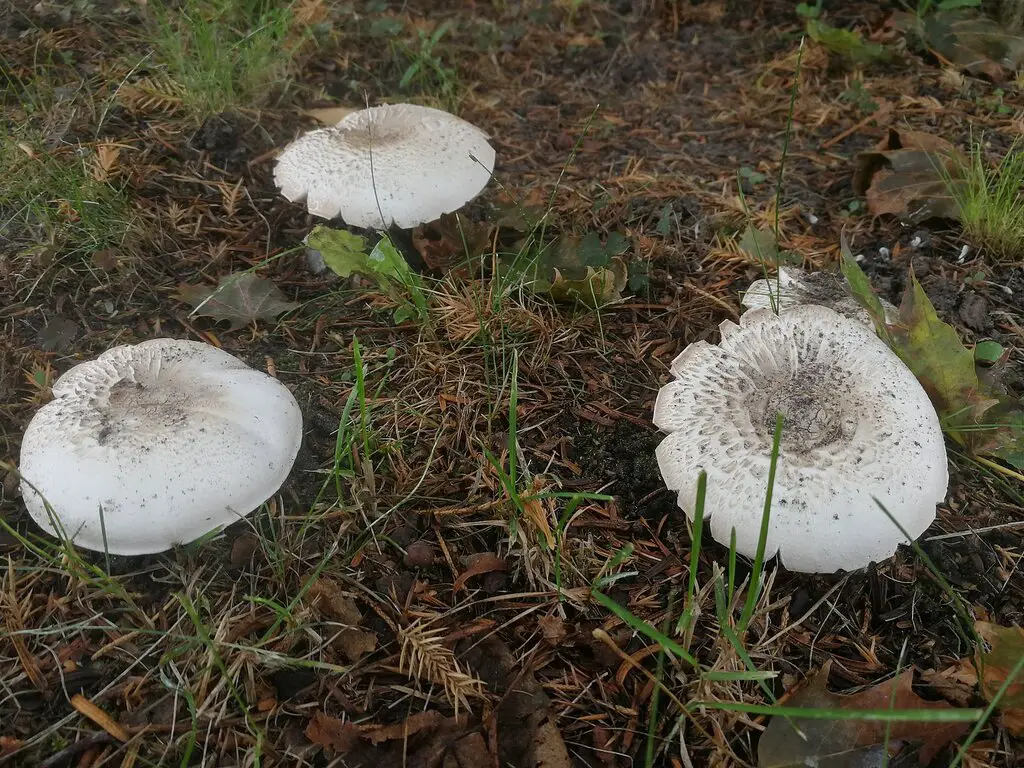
[741, 266, 898, 327]
[19, 339, 303, 555]
[274, 103, 496, 229]
[653, 305, 948, 573]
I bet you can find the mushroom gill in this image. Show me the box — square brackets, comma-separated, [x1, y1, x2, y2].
[653, 305, 948, 573]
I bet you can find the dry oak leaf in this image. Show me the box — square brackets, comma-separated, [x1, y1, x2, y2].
[177, 272, 297, 330]
[453, 553, 508, 592]
[305, 711, 360, 753]
[758, 660, 970, 768]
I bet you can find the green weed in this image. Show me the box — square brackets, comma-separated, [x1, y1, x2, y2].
[393, 21, 461, 108]
[145, 0, 304, 118]
[946, 139, 1024, 260]
[0, 134, 136, 267]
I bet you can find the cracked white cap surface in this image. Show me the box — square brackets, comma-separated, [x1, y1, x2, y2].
[653, 305, 948, 573]
[741, 267, 899, 327]
[274, 103, 495, 229]
[19, 339, 303, 555]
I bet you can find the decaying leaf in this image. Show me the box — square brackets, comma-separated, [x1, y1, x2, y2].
[307, 577, 361, 624]
[537, 615, 568, 646]
[972, 621, 1024, 735]
[305, 711, 360, 753]
[412, 212, 493, 272]
[453, 553, 508, 592]
[504, 231, 632, 308]
[548, 262, 627, 308]
[306, 577, 378, 662]
[533, 717, 572, 768]
[889, 10, 1024, 81]
[462, 635, 571, 768]
[758, 660, 970, 767]
[177, 272, 297, 330]
[738, 225, 801, 267]
[841, 241, 1024, 469]
[38, 317, 79, 353]
[852, 128, 965, 222]
[450, 731, 492, 768]
[363, 710, 445, 744]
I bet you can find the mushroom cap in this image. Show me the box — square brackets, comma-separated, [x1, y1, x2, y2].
[741, 267, 899, 327]
[653, 305, 948, 573]
[19, 339, 303, 555]
[273, 103, 496, 229]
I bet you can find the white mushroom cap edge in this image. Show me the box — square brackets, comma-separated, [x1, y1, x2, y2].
[652, 304, 948, 573]
[19, 339, 303, 555]
[274, 103, 496, 229]
[741, 266, 899, 327]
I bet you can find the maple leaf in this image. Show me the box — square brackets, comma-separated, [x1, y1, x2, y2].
[758, 660, 972, 768]
[177, 273, 297, 330]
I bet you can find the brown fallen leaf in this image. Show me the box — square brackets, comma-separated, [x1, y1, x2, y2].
[462, 635, 562, 768]
[228, 534, 260, 568]
[305, 711, 360, 753]
[591, 724, 618, 765]
[412, 212, 493, 273]
[306, 577, 377, 662]
[307, 577, 361, 624]
[451, 730, 491, 768]
[453, 553, 508, 592]
[336, 628, 377, 663]
[758, 660, 970, 767]
[363, 710, 446, 745]
[889, 10, 1024, 81]
[971, 621, 1024, 735]
[852, 128, 965, 223]
[177, 272, 298, 330]
[533, 717, 572, 768]
[538, 615, 568, 646]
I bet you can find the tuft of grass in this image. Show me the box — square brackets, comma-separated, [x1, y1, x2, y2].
[392, 20, 462, 110]
[0, 133, 136, 265]
[144, 0, 304, 119]
[946, 139, 1024, 261]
